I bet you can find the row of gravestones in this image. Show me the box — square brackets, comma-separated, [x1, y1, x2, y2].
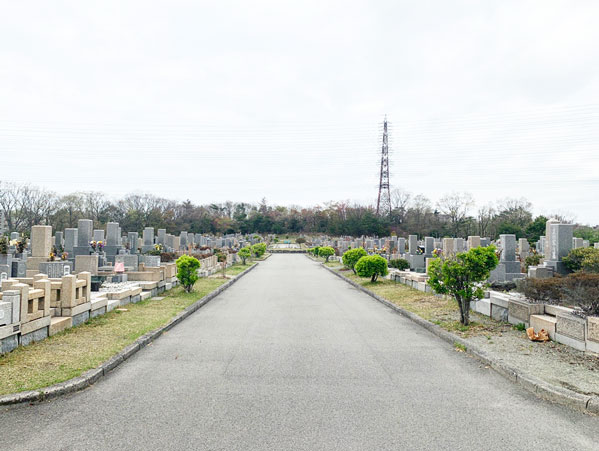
[16, 220, 261, 278]
[316, 220, 581, 280]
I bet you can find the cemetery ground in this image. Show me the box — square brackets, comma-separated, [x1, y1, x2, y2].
[318, 256, 599, 401]
[2, 254, 598, 451]
[0, 262, 255, 396]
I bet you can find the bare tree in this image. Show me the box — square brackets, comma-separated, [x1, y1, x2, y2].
[437, 192, 475, 237]
[495, 197, 533, 228]
[390, 188, 411, 225]
[477, 203, 495, 237]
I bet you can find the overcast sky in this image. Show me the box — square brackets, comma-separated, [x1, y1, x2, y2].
[1, 1, 598, 224]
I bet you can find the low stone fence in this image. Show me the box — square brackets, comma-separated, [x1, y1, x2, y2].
[388, 269, 599, 355]
[0, 262, 181, 355]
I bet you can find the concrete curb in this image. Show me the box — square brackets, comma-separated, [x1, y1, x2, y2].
[321, 263, 599, 416]
[0, 263, 259, 407]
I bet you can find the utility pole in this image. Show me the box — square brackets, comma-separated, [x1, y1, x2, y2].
[376, 116, 391, 216]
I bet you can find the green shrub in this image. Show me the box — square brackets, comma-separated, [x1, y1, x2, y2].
[251, 243, 267, 257]
[428, 246, 499, 325]
[0, 236, 8, 254]
[296, 237, 306, 244]
[355, 255, 389, 282]
[389, 258, 410, 270]
[524, 253, 542, 270]
[563, 247, 599, 273]
[238, 247, 251, 265]
[176, 255, 201, 292]
[310, 246, 320, 256]
[342, 248, 367, 274]
[318, 246, 335, 262]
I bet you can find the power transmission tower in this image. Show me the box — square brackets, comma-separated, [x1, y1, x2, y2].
[376, 116, 391, 216]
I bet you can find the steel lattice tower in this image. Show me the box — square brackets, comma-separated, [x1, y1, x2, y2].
[376, 116, 391, 216]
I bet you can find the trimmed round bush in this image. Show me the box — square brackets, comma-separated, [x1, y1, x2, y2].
[238, 247, 251, 264]
[176, 255, 201, 292]
[251, 242, 267, 257]
[355, 255, 389, 282]
[318, 246, 335, 262]
[342, 248, 367, 274]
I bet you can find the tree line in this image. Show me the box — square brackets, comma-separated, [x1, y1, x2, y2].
[0, 182, 596, 243]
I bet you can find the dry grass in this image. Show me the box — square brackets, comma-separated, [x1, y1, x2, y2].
[0, 265, 252, 396]
[335, 269, 510, 337]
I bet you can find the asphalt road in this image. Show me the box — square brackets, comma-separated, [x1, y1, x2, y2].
[2, 254, 598, 450]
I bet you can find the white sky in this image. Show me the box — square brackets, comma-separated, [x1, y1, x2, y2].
[1, 1, 598, 224]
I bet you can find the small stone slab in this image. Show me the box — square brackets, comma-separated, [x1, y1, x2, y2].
[586, 316, 599, 343]
[556, 313, 586, 341]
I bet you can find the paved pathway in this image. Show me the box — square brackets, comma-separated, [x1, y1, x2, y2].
[2, 255, 599, 450]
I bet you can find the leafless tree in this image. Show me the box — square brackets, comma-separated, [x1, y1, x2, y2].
[477, 203, 495, 237]
[437, 192, 475, 237]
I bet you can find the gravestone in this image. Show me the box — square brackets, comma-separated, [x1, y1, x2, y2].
[489, 234, 524, 282]
[142, 227, 155, 253]
[157, 229, 166, 245]
[537, 236, 545, 255]
[424, 237, 434, 257]
[103, 222, 124, 262]
[31, 225, 52, 258]
[73, 219, 93, 257]
[572, 237, 584, 249]
[55, 231, 64, 249]
[106, 222, 120, 246]
[499, 234, 520, 273]
[467, 236, 481, 249]
[64, 228, 78, 255]
[545, 223, 573, 275]
[93, 229, 105, 242]
[544, 218, 560, 261]
[128, 232, 139, 253]
[519, 238, 530, 259]
[408, 235, 418, 255]
[180, 231, 188, 249]
[442, 238, 454, 257]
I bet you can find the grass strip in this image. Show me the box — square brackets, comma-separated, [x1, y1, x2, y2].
[330, 265, 507, 337]
[0, 263, 254, 395]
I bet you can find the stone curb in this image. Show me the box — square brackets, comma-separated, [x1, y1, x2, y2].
[321, 263, 599, 416]
[0, 263, 259, 407]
